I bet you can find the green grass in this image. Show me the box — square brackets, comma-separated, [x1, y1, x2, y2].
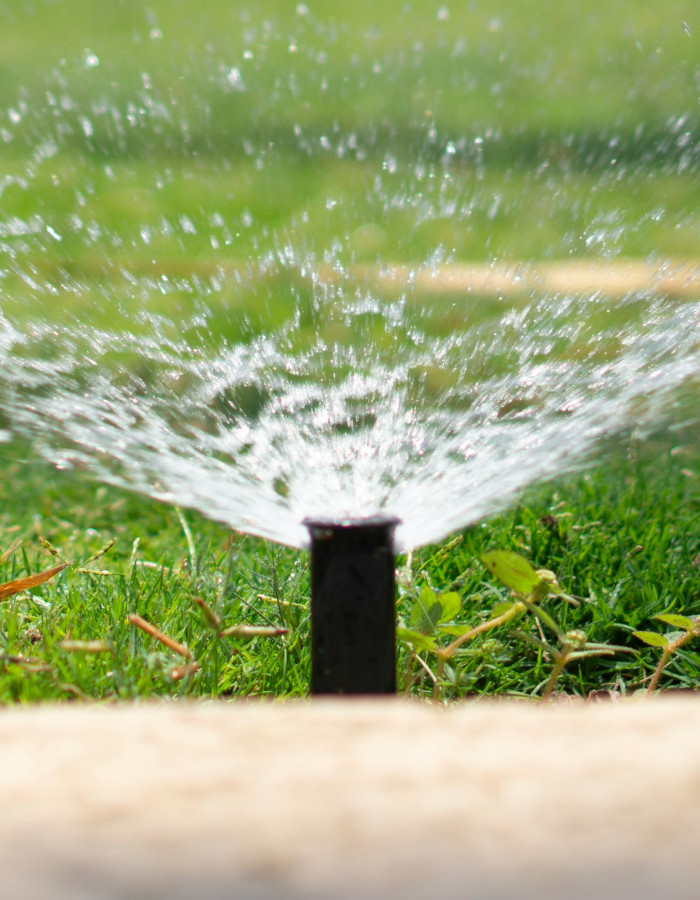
[1, 1, 700, 702]
[0, 433, 698, 703]
[0, 439, 310, 701]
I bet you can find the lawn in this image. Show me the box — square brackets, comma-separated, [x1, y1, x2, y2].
[0, 1, 699, 701]
[1, 433, 699, 702]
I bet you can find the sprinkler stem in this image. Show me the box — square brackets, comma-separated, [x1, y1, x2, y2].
[303, 517, 400, 695]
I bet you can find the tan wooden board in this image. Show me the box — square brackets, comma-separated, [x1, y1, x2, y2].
[0, 698, 699, 898]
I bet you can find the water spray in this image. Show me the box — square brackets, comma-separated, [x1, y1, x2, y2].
[304, 517, 400, 695]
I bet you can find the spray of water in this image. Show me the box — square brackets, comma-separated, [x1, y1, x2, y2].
[1, 3, 699, 550]
[1, 257, 698, 550]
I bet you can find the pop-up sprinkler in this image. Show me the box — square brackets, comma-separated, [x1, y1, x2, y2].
[303, 516, 400, 695]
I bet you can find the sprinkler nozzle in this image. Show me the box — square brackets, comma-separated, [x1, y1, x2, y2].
[304, 516, 400, 695]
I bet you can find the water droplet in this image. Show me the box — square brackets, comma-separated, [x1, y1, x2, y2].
[84, 49, 100, 68]
[296, 3, 309, 15]
[150, 28, 163, 41]
[487, 195, 502, 220]
[226, 67, 245, 90]
[179, 216, 197, 235]
[79, 117, 93, 138]
[437, 6, 449, 21]
[683, 21, 692, 36]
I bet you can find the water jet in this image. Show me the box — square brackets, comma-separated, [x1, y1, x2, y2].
[304, 516, 400, 694]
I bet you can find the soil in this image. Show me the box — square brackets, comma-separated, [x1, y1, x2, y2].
[1, 697, 699, 899]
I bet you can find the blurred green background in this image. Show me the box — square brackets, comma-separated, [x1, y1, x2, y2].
[0, 0, 699, 287]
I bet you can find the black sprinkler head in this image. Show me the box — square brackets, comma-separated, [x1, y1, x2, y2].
[303, 516, 400, 695]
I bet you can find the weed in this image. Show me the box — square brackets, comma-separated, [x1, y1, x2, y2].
[398, 548, 631, 701]
[634, 615, 700, 694]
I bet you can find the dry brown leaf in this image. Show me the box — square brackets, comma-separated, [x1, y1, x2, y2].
[0, 562, 68, 602]
[127, 613, 192, 658]
[170, 662, 200, 681]
[220, 625, 289, 638]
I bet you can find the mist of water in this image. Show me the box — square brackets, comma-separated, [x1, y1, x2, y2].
[2, 259, 698, 550]
[1, 3, 699, 551]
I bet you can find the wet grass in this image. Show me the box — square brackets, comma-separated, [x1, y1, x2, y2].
[0, 432, 698, 703]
